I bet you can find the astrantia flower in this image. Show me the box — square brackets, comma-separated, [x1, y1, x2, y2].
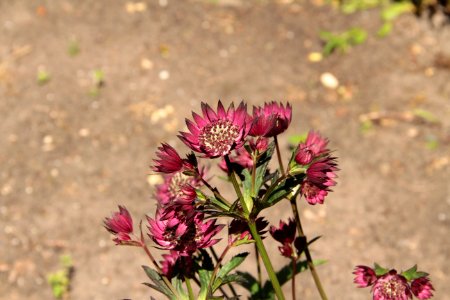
[160, 251, 194, 280]
[249, 102, 292, 137]
[295, 131, 330, 165]
[269, 218, 297, 258]
[372, 270, 412, 300]
[104, 206, 138, 245]
[353, 265, 377, 288]
[152, 143, 194, 174]
[411, 277, 434, 299]
[301, 155, 338, 205]
[179, 101, 249, 158]
[147, 210, 189, 250]
[155, 170, 202, 207]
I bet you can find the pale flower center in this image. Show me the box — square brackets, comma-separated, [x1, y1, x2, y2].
[169, 172, 190, 198]
[199, 120, 240, 155]
[381, 277, 407, 297]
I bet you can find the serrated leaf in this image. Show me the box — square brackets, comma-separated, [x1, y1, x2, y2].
[374, 263, 389, 276]
[401, 265, 429, 281]
[212, 274, 247, 292]
[235, 271, 261, 296]
[142, 266, 174, 298]
[217, 252, 249, 279]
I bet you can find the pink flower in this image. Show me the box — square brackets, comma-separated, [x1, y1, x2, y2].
[353, 265, 377, 288]
[155, 171, 202, 207]
[160, 251, 193, 280]
[411, 277, 434, 299]
[269, 218, 297, 258]
[301, 156, 338, 205]
[104, 206, 138, 245]
[295, 131, 329, 165]
[147, 210, 223, 254]
[372, 270, 412, 300]
[218, 147, 253, 173]
[179, 101, 250, 158]
[249, 137, 269, 153]
[152, 143, 194, 174]
[249, 102, 292, 137]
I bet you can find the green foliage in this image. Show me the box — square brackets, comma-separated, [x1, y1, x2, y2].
[374, 262, 389, 276]
[320, 28, 368, 56]
[143, 266, 176, 299]
[67, 40, 80, 57]
[47, 255, 73, 299]
[401, 265, 429, 281]
[37, 69, 50, 85]
[340, 0, 383, 14]
[237, 259, 327, 299]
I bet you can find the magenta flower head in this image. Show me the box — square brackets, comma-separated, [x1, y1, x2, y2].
[353, 265, 377, 288]
[104, 206, 138, 245]
[249, 101, 292, 137]
[269, 218, 297, 258]
[179, 101, 249, 158]
[411, 277, 434, 299]
[301, 155, 338, 205]
[229, 217, 269, 241]
[372, 270, 412, 300]
[295, 131, 330, 165]
[155, 170, 202, 207]
[152, 143, 184, 173]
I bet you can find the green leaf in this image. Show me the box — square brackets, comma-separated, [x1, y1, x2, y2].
[197, 269, 212, 300]
[374, 263, 389, 276]
[172, 278, 189, 300]
[142, 266, 174, 298]
[288, 133, 308, 146]
[217, 252, 249, 279]
[413, 109, 439, 123]
[212, 274, 247, 293]
[262, 174, 304, 208]
[381, 2, 413, 21]
[377, 22, 393, 37]
[401, 265, 429, 281]
[235, 272, 261, 296]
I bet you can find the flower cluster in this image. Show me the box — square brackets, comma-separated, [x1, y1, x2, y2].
[353, 265, 434, 299]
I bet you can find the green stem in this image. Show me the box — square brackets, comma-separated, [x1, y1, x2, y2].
[292, 257, 297, 300]
[199, 176, 231, 208]
[224, 155, 249, 215]
[207, 244, 232, 297]
[210, 247, 237, 298]
[185, 276, 195, 300]
[290, 196, 328, 300]
[255, 243, 263, 285]
[248, 221, 285, 300]
[274, 136, 286, 176]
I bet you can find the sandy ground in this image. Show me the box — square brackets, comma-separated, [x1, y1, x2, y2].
[1, 0, 449, 299]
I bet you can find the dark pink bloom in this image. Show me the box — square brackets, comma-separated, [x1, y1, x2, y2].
[269, 218, 297, 258]
[179, 101, 249, 158]
[249, 137, 269, 153]
[152, 143, 194, 173]
[372, 270, 412, 300]
[104, 206, 137, 245]
[295, 131, 330, 165]
[353, 265, 377, 288]
[160, 251, 180, 280]
[301, 156, 338, 205]
[411, 277, 434, 299]
[218, 147, 253, 173]
[249, 102, 292, 137]
[155, 171, 202, 207]
[147, 210, 223, 254]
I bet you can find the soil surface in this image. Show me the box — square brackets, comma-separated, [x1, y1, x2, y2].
[1, 0, 449, 299]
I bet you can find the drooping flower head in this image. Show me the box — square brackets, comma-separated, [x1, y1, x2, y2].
[249, 102, 292, 137]
[179, 101, 249, 158]
[269, 218, 297, 258]
[353, 265, 377, 288]
[104, 206, 138, 245]
[301, 155, 338, 205]
[411, 277, 434, 299]
[152, 143, 195, 174]
[372, 270, 412, 300]
[295, 131, 330, 165]
[160, 251, 194, 280]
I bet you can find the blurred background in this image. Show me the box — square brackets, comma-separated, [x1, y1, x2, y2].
[1, 0, 449, 299]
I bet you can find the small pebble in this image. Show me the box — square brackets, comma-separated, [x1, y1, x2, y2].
[320, 72, 339, 89]
[159, 70, 170, 80]
[78, 128, 90, 137]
